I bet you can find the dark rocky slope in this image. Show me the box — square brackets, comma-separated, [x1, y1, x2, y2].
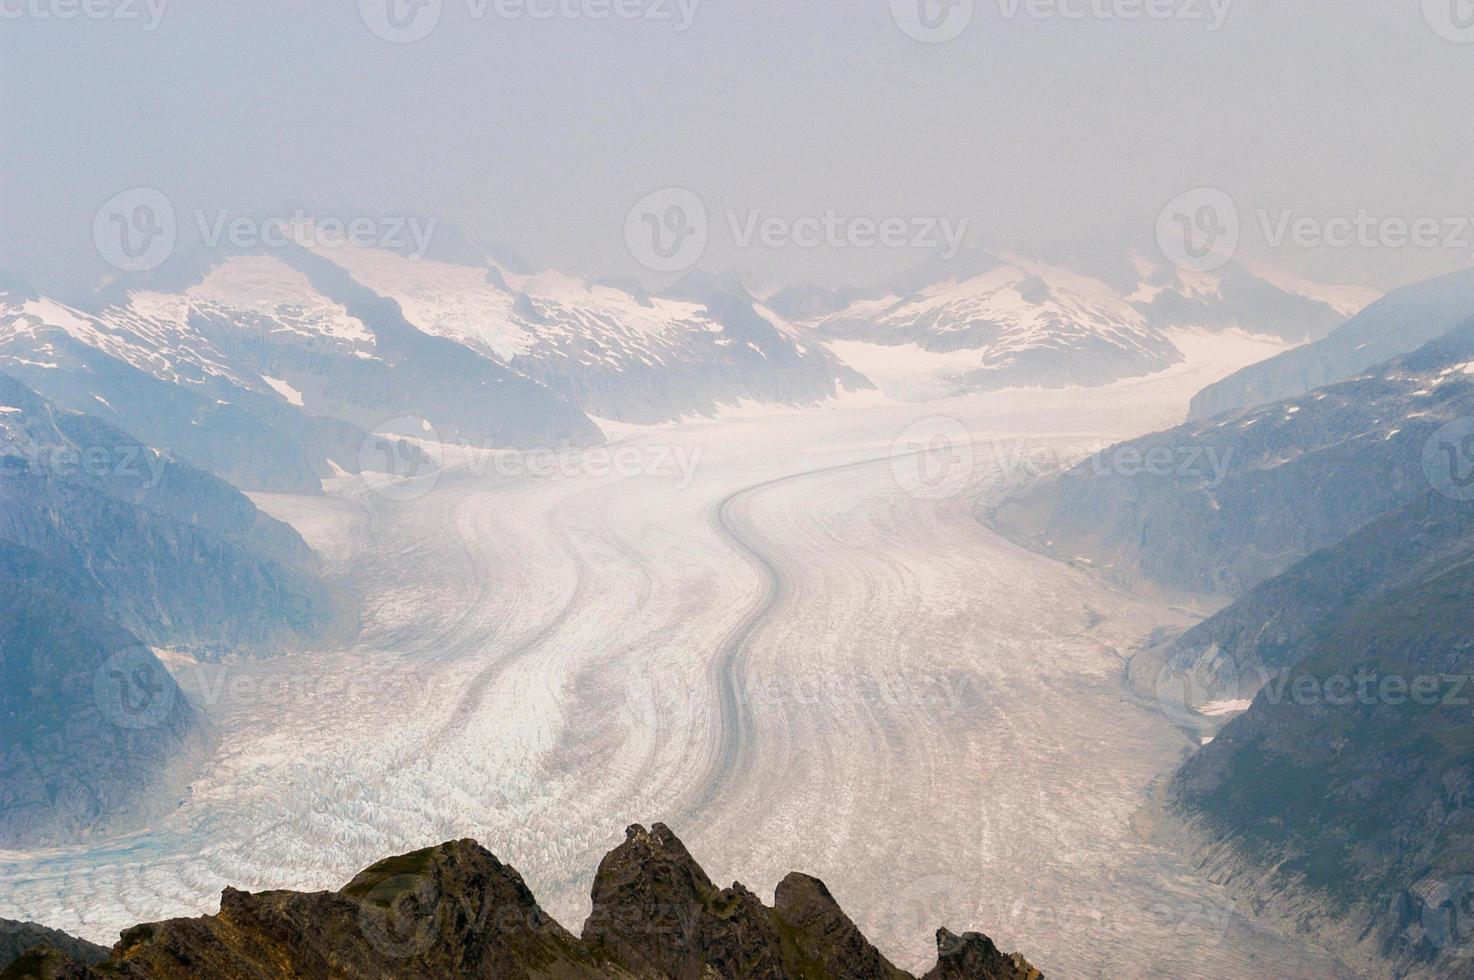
[0, 562, 207, 846]
[0, 374, 350, 846]
[0, 372, 350, 655]
[1139, 489, 1474, 729]
[1, 824, 1041, 980]
[1162, 554, 1474, 979]
[0, 924, 106, 975]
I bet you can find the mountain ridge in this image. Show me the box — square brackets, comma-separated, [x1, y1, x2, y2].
[0, 823, 1041, 980]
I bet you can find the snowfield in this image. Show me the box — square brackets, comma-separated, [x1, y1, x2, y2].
[0, 336, 1358, 978]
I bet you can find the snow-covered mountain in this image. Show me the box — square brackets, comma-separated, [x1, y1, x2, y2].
[307, 243, 867, 423]
[0, 253, 602, 491]
[779, 248, 1377, 395]
[1189, 265, 1474, 421]
[0, 237, 1381, 494]
[1, 236, 868, 497]
[802, 252, 1184, 390]
[1129, 254, 1378, 342]
[0, 281, 368, 494]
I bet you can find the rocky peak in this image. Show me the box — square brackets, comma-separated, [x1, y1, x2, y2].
[3, 823, 1042, 980]
[923, 929, 1044, 980]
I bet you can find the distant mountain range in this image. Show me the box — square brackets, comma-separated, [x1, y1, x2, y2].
[2, 237, 1381, 496]
[0, 823, 1041, 980]
[782, 248, 1373, 395]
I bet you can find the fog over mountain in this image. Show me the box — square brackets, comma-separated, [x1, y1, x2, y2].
[5, 1, 1473, 298]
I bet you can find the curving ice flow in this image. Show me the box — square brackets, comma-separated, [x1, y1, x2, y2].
[0, 335, 1359, 978]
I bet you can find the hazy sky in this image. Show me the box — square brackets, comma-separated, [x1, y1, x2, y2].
[4, 0, 1472, 298]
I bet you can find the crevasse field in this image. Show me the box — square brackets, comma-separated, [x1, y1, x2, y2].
[0, 332, 1355, 978]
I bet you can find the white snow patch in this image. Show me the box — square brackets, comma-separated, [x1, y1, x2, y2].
[1200, 699, 1253, 717]
[261, 376, 305, 407]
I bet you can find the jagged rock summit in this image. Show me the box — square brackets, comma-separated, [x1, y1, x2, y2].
[1, 823, 1040, 980]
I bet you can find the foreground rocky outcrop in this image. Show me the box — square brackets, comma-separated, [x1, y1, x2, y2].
[0, 923, 106, 975]
[0, 824, 1041, 980]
